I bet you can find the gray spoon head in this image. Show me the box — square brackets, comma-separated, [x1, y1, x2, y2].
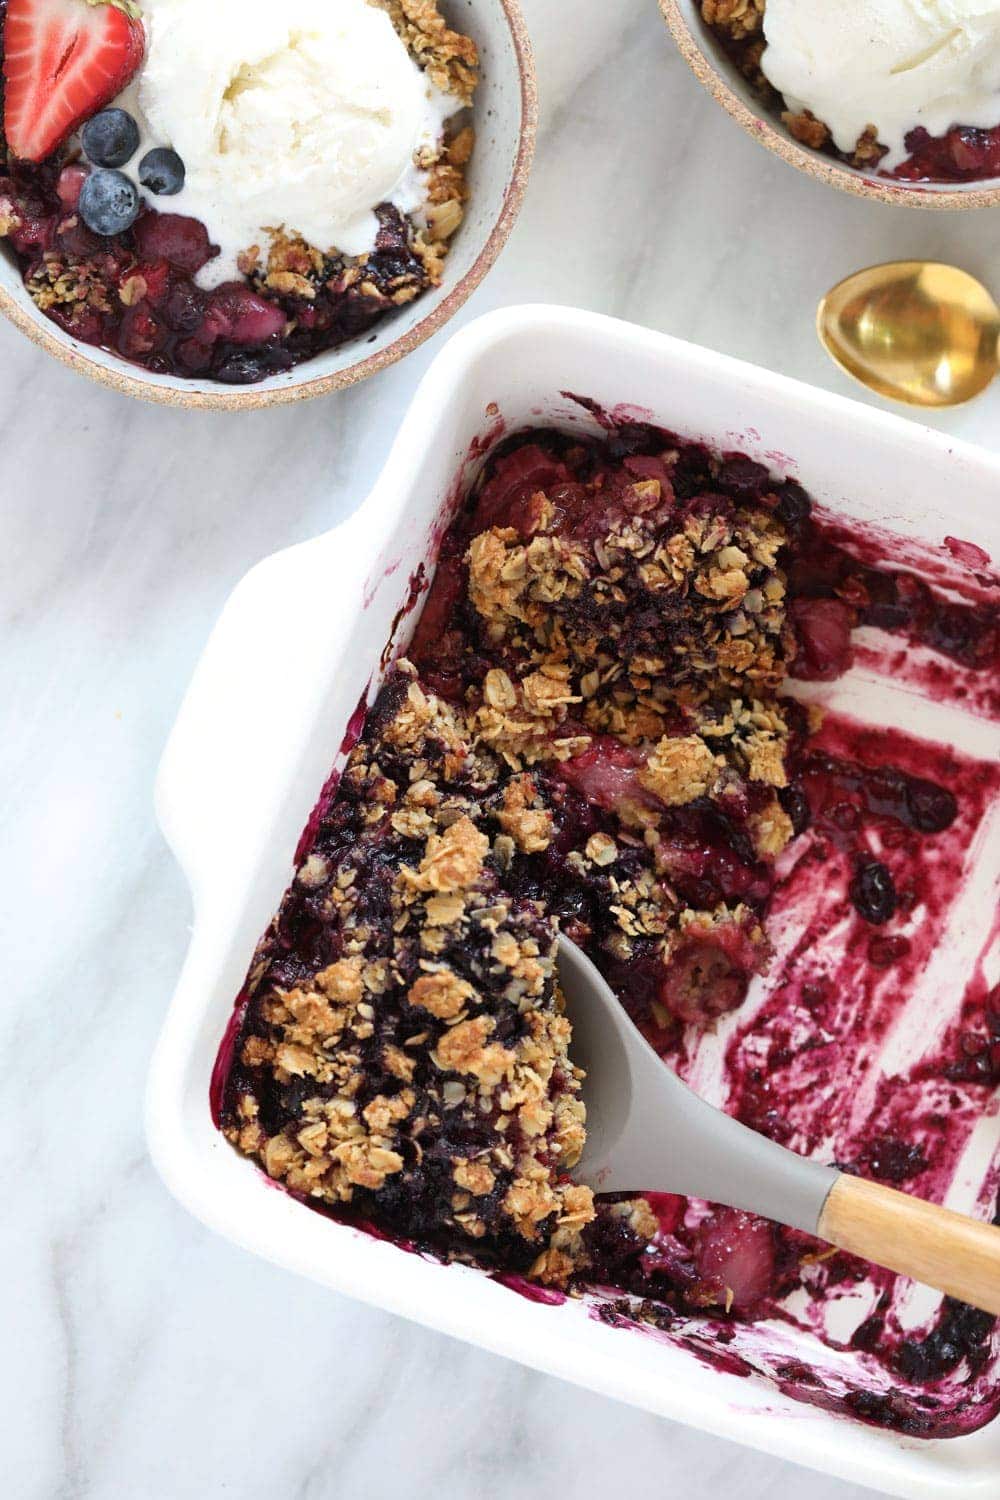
[557, 936, 837, 1236]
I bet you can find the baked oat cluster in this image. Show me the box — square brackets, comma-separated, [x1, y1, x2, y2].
[375, 0, 479, 103]
[224, 674, 606, 1281]
[220, 425, 814, 1286]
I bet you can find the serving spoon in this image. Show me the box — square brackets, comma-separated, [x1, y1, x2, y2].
[817, 260, 1000, 408]
[558, 937, 1000, 1315]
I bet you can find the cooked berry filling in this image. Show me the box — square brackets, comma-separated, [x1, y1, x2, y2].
[217, 422, 1000, 1433]
[789, 525, 999, 672]
[895, 125, 1000, 184]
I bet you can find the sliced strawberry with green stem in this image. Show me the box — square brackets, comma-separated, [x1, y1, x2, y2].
[3, 0, 145, 164]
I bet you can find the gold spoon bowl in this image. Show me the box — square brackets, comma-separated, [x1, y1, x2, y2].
[817, 261, 1000, 408]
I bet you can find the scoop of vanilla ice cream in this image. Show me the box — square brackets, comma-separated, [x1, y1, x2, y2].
[761, 0, 1000, 165]
[138, 0, 448, 279]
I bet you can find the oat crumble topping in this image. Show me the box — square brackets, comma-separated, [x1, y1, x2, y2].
[374, 0, 480, 105]
[218, 423, 821, 1289]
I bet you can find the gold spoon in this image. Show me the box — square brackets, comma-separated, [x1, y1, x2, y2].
[817, 260, 1000, 408]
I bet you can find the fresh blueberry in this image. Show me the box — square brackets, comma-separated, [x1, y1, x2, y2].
[78, 170, 141, 236]
[138, 147, 186, 196]
[81, 109, 140, 168]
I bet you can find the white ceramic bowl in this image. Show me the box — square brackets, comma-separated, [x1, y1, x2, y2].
[659, 0, 1000, 209]
[0, 0, 535, 409]
[149, 305, 1000, 1497]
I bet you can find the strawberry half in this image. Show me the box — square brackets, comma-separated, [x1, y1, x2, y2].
[3, 0, 145, 164]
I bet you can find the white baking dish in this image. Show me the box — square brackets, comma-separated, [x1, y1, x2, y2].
[148, 306, 1000, 1498]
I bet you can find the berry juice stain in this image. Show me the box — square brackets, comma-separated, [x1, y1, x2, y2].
[714, 713, 1000, 1175]
[625, 707, 1000, 1437]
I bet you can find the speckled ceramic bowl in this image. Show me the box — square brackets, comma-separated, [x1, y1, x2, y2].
[658, 0, 1000, 209]
[0, 0, 536, 409]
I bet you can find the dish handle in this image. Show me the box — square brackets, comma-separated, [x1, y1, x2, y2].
[155, 524, 370, 898]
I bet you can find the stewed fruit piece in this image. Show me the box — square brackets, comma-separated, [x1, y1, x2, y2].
[204, 283, 287, 344]
[81, 106, 139, 167]
[138, 146, 185, 196]
[132, 211, 217, 273]
[556, 738, 648, 814]
[2, 0, 145, 164]
[79, 168, 139, 234]
[56, 162, 88, 208]
[659, 924, 757, 1025]
[789, 597, 855, 681]
[693, 1208, 777, 1313]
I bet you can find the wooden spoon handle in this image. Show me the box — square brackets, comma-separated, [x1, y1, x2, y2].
[819, 1175, 1000, 1316]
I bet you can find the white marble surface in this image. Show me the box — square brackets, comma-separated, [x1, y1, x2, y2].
[4, 3, 1000, 1496]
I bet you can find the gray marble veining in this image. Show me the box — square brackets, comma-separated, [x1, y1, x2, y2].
[3, 2, 998, 1496]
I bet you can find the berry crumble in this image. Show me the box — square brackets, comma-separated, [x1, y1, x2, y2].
[701, 0, 1000, 184]
[0, 0, 477, 383]
[216, 421, 1000, 1433]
